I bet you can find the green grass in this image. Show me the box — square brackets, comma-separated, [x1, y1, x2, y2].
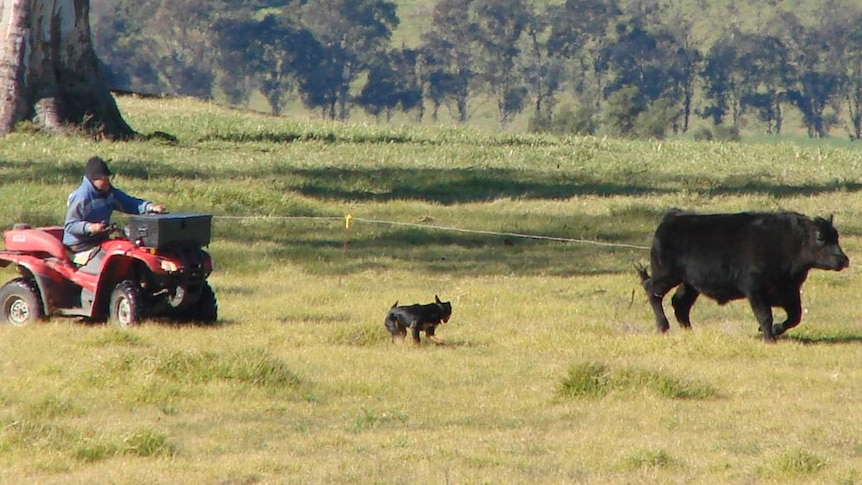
[2, 96, 862, 483]
[559, 361, 718, 400]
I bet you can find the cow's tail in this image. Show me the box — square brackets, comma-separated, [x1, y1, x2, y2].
[634, 261, 650, 284]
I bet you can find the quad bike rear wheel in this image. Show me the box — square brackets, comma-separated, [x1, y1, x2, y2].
[109, 280, 147, 327]
[0, 278, 43, 326]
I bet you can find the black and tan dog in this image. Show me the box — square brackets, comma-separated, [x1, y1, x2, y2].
[384, 295, 452, 345]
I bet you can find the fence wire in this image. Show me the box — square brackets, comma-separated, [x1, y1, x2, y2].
[213, 214, 651, 251]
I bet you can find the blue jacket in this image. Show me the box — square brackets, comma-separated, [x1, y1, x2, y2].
[63, 176, 154, 249]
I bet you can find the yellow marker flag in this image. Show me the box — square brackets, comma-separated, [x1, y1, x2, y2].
[345, 214, 353, 229]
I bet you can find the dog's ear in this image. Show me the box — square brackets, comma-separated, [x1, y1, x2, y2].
[435, 295, 441, 304]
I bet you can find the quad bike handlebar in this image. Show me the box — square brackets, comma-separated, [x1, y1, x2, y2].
[91, 205, 167, 234]
[96, 222, 117, 233]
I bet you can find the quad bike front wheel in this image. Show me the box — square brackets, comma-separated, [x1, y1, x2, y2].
[190, 282, 218, 324]
[0, 278, 43, 326]
[109, 280, 147, 327]
[172, 282, 218, 324]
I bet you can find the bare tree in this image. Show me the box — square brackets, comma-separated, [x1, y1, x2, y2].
[0, 0, 134, 138]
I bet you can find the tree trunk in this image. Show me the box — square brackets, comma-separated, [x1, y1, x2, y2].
[0, 0, 135, 139]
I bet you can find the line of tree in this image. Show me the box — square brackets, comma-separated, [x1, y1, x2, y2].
[90, 0, 862, 140]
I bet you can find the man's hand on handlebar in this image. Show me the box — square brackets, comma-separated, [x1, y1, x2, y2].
[149, 204, 167, 214]
[87, 222, 108, 235]
[87, 221, 119, 235]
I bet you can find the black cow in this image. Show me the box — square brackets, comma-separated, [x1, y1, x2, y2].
[636, 209, 849, 342]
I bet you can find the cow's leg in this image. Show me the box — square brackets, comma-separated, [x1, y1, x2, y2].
[747, 295, 776, 342]
[773, 291, 802, 336]
[637, 263, 682, 333]
[640, 276, 676, 333]
[671, 283, 699, 329]
[649, 293, 671, 332]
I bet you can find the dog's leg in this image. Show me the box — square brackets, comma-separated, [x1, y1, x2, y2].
[425, 325, 444, 344]
[410, 323, 422, 345]
[394, 330, 407, 343]
[393, 323, 407, 343]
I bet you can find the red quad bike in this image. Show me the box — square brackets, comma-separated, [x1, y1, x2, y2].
[0, 213, 217, 327]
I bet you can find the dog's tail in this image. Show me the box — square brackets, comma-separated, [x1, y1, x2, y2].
[384, 307, 401, 337]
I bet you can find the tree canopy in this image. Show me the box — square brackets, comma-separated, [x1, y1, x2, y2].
[89, 0, 862, 139]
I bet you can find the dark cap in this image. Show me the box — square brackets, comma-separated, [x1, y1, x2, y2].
[85, 156, 112, 181]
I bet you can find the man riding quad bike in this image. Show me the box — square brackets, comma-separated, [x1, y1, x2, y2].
[0, 156, 216, 326]
[0, 214, 217, 326]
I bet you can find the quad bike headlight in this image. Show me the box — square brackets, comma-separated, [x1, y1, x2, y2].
[159, 259, 179, 272]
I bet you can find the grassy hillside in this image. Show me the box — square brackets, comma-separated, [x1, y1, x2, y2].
[2, 96, 862, 483]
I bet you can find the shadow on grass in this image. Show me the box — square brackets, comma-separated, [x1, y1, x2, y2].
[785, 334, 862, 345]
[0, 159, 82, 183]
[282, 167, 862, 205]
[422, 338, 478, 349]
[199, 130, 562, 147]
[0, 158, 210, 184]
[286, 167, 664, 204]
[4, 160, 862, 205]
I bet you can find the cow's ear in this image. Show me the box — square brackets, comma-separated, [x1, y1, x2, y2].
[828, 214, 834, 224]
[814, 225, 826, 246]
[435, 295, 441, 303]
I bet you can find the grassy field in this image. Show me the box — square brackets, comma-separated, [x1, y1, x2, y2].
[2, 96, 862, 484]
